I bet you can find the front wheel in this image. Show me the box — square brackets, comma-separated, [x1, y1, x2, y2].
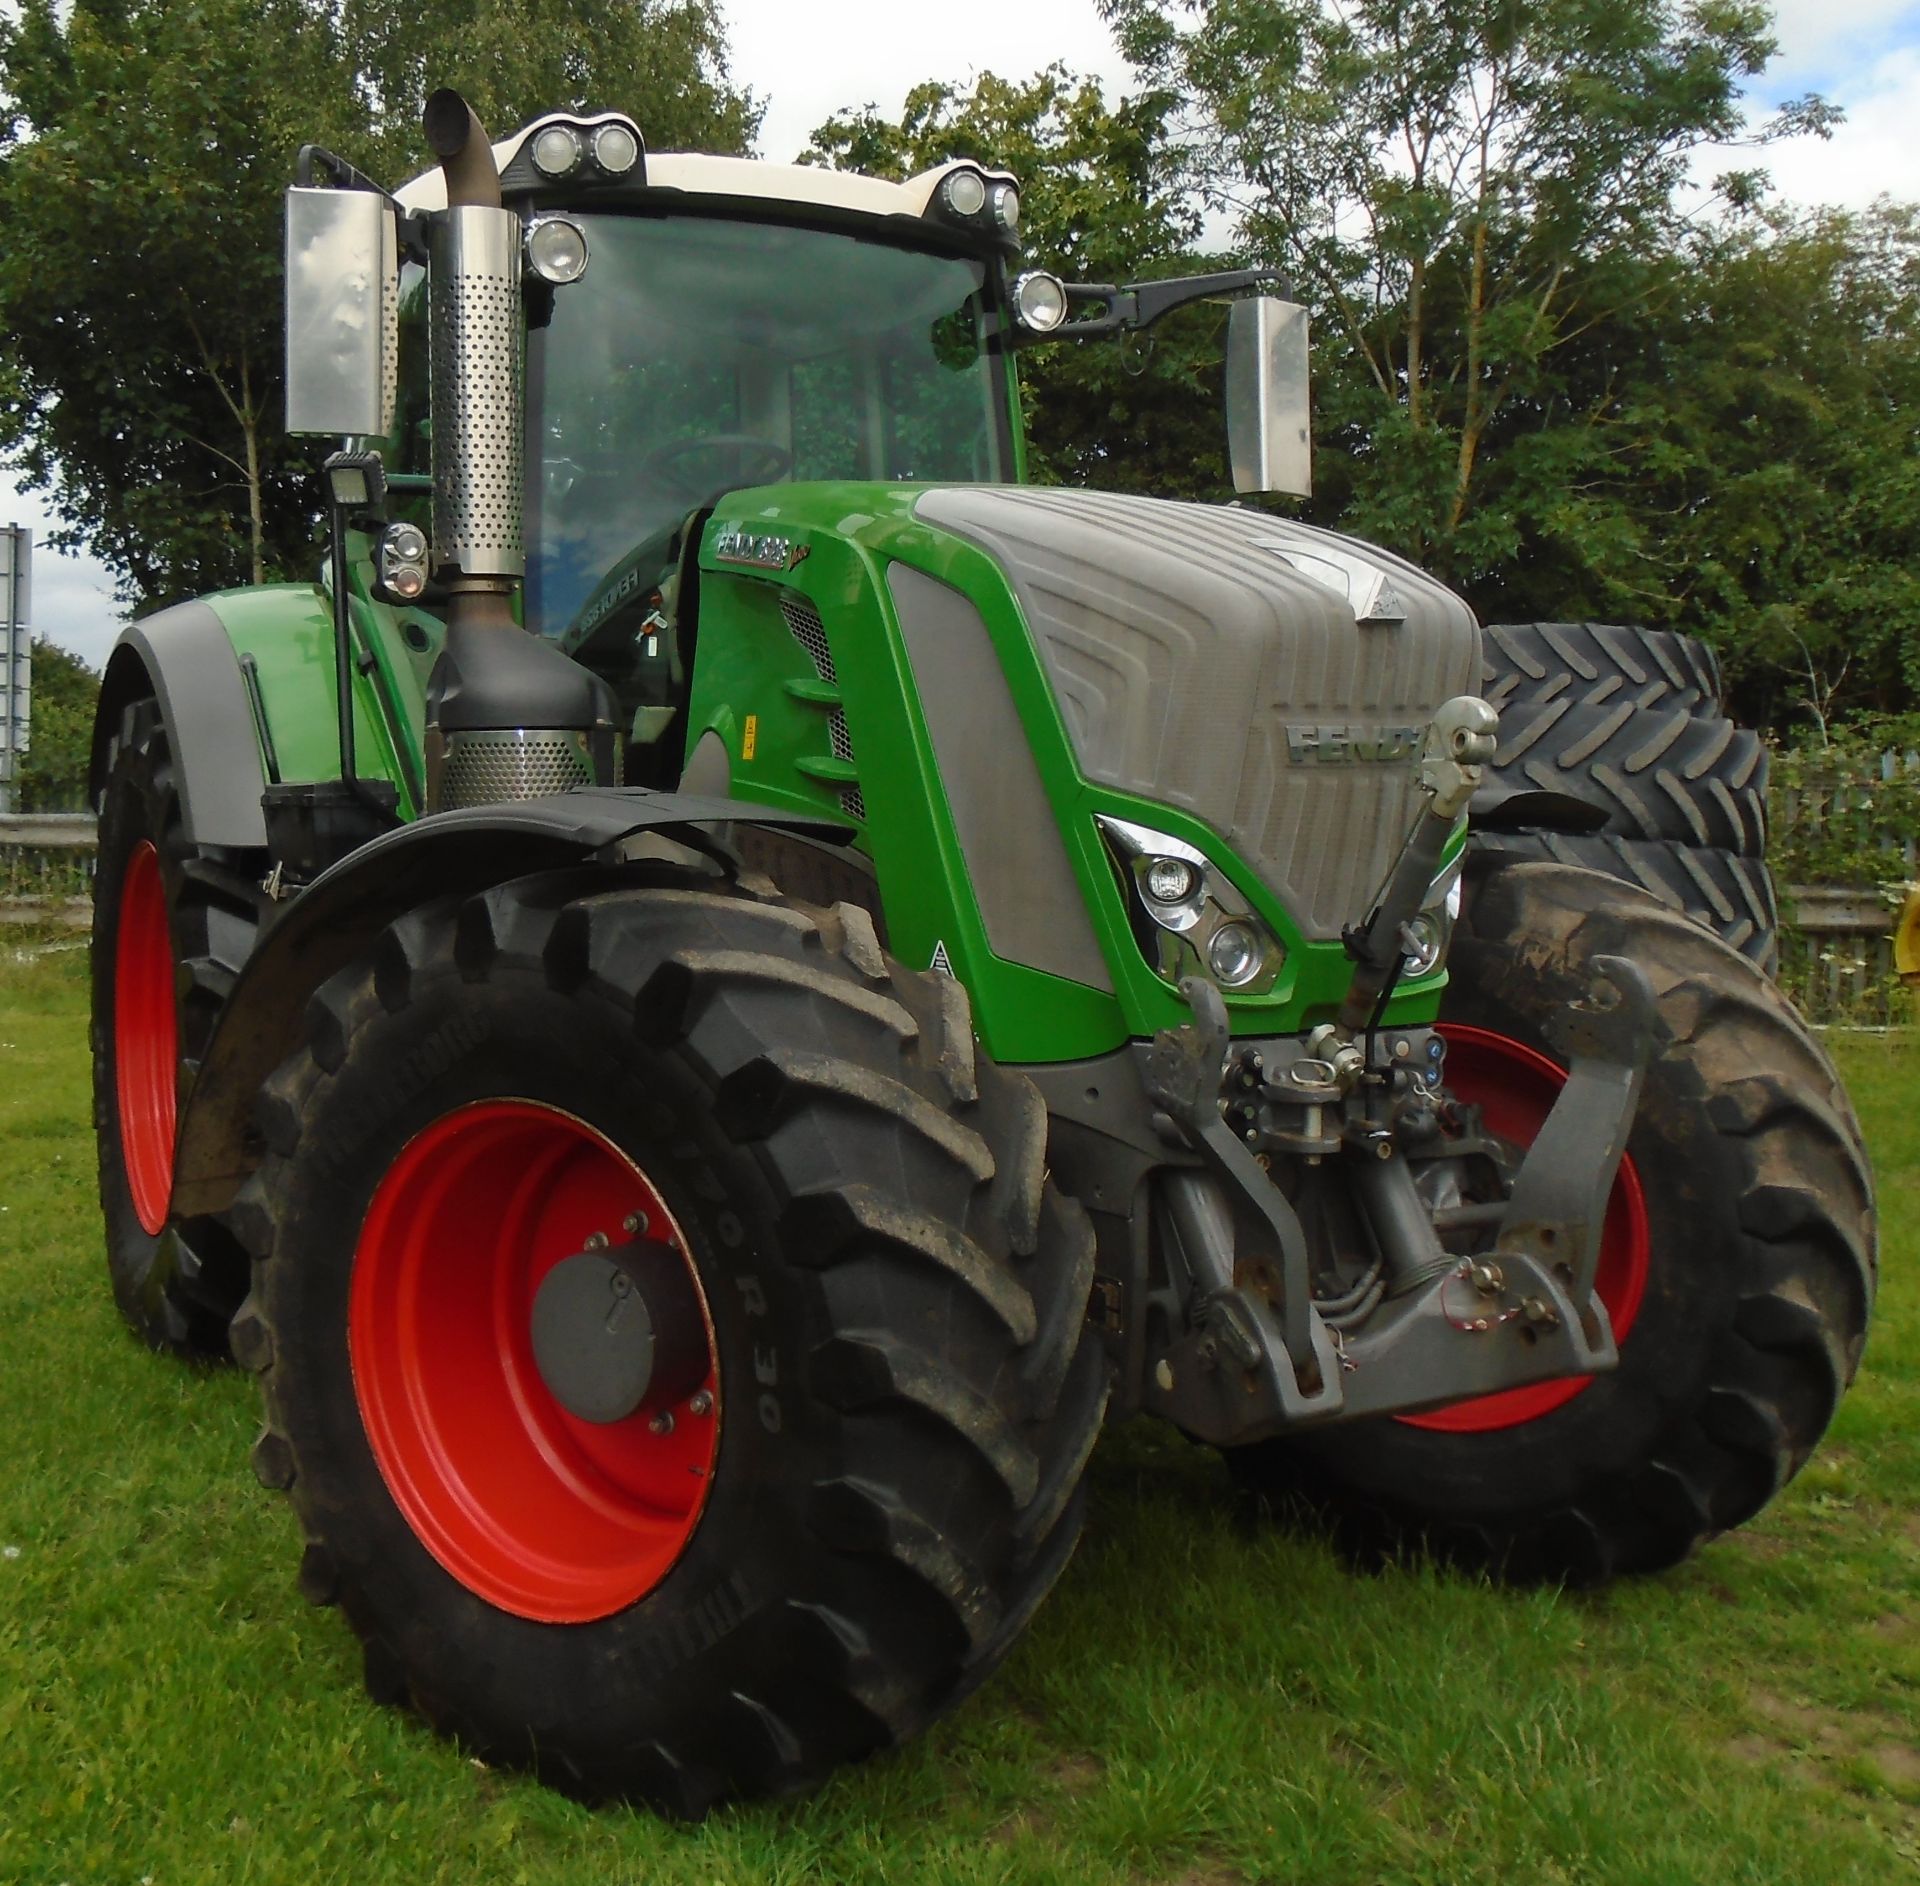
[91, 696, 267, 1354]
[231, 874, 1108, 1813]
[1229, 858, 1873, 1583]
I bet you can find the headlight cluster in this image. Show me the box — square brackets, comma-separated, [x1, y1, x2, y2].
[932, 166, 1020, 243]
[1012, 270, 1069, 333]
[530, 120, 641, 183]
[526, 215, 590, 284]
[1097, 815, 1286, 994]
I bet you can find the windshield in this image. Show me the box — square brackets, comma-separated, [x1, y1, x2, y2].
[523, 213, 1010, 637]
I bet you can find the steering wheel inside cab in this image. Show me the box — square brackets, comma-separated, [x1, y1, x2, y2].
[637, 434, 794, 506]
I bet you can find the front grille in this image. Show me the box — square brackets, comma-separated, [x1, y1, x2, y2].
[780, 593, 837, 683]
[780, 592, 864, 821]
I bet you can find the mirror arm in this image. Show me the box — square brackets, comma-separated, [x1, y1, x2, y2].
[294, 143, 396, 201]
[1027, 267, 1287, 343]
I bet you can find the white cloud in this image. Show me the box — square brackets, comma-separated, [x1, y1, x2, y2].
[719, 0, 1134, 165]
[1747, 43, 1920, 209]
[1763, 0, 1920, 82]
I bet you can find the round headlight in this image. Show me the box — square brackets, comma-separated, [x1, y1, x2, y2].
[531, 124, 583, 179]
[1207, 922, 1264, 987]
[1400, 912, 1446, 978]
[992, 183, 1020, 232]
[942, 169, 987, 217]
[1013, 271, 1069, 334]
[592, 122, 640, 176]
[1144, 856, 1199, 905]
[527, 216, 590, 285]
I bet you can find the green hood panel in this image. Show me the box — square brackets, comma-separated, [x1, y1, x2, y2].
[685, 482, 1469, 1062]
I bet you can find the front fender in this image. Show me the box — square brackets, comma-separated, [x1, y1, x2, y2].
[91, 602, 271, 848]
[169, 788, 851, 1219]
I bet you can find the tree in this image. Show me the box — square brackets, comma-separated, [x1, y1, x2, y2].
[17, 638, 99, 812]
[1633, 201, 1920, 727]
[806, 67, 1236, 500]
[0, 0, 758, 616]
[1100, 0, 1837, 593]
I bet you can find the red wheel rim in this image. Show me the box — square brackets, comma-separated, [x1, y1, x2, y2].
[114, 839, 178, 1236]
[1397, 1022, 1651, 1434]
[350, 1101, 720, 1622]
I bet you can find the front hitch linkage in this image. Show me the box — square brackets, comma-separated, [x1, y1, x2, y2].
[1138, 691, 1664, 1439]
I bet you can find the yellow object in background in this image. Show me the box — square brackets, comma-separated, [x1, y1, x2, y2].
[1896, 885, 1920, 985]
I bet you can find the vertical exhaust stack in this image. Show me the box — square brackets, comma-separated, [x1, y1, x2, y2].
[420, 88, 618, 810]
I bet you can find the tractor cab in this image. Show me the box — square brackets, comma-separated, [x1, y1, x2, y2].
[289, 100, 1306, 815]
[385, 122, 1028, 663]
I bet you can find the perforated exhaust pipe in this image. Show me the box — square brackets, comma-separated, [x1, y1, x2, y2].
[419, 88, 617, 809]
[422, 89, 520, 610]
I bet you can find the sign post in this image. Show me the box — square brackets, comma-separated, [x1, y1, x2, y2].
[0, 526, 28, 814]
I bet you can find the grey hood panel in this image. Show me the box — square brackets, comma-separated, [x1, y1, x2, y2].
[914, 487, 1480, 938]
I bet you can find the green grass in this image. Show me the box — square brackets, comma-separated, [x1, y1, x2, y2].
[2, 939, 1915, 1886]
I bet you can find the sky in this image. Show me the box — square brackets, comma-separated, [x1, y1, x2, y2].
[8, 0, 1920, 669]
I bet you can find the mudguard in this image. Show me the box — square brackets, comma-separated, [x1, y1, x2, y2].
[1469, 784, 1611, 834]
[168, 788, 853, 1219]
[90, 602, 272, 847]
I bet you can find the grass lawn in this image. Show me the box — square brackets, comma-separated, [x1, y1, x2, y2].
[1, 933, 1915, 1885]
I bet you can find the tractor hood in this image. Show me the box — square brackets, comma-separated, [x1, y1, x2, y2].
[910, 486, 1481, 940]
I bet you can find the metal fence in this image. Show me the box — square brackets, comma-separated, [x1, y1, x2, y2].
[0, 812, 94, 922]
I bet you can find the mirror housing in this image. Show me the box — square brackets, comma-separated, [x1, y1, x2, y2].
[1226, 297, 1312, 498]
[284, 185, 398, 438]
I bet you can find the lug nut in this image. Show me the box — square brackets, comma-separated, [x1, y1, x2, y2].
[622, 1211, 648, 1236]
[687, 1389, 713, 1417]
[583, 1230, 609, 1252]
[1469, 1261, 1505, 1296]
[648, 1410, 675, 1436]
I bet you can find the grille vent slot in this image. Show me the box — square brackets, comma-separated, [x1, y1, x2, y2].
[779, 592, 864, 821]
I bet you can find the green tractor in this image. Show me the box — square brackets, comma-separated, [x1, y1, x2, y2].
[90, 92, 1873, 1814]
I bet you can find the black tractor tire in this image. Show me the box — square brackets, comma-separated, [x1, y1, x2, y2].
[91, 696, 269, 1356]
[229, 873, 1109, 1815]
[1481, 622, 1723, 716]
[1466, 827, 1779, 976]
[1487, 695, 1768, 855]
[1228, 858, 1873, 1585]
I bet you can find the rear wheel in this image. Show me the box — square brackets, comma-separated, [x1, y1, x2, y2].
[1487, 695, 1767, 853]
[231, 873, 1108, 1813]
[91, 697, 268, 1355]
[1480, 621, 1723, 716]
[1229, 859, 1873, 1583]
[1466, 826, 1778, 974]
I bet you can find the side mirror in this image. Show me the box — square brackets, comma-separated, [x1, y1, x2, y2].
[284, 185, 398, 438]
[1226, 297, 1312, 498]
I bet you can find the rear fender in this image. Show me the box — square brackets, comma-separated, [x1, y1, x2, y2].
[169, 788, 851, 1219]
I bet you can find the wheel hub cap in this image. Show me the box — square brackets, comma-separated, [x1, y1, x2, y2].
[531, 1241, 708, 1424]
